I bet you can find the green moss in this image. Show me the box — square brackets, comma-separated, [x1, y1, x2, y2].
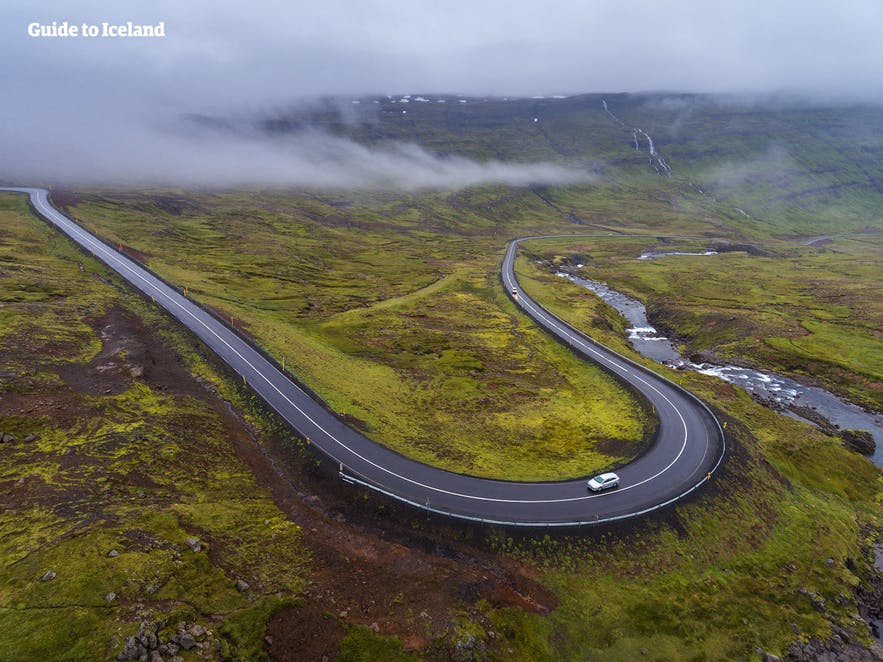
[0, 193, 310, 659]
[67, 191, 654, 481]
[337, 625, 418, 662]
[520, 235, 882, 410]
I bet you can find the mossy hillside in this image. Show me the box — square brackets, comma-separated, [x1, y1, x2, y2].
[481, 345, 882, 660]
[66, 189, 656, 481]
[519, 235, 882, 410]
[0, 192, 310, 660]
[492, 232, 883, 658]
[317, 266, 653, 479]
[268, 94, 883, 239]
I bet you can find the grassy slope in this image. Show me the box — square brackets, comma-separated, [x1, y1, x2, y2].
[488, 261, 882, 660]
[518, 235, 882, 410]
[18, 94, 883, 658]
[0, 192, 311, 659]
[63, 189, 653, 481]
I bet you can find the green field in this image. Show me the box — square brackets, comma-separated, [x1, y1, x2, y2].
[4, 93, 883, 659]
[59, 189, 656, 481]
[517, 233, 882, 410]
[0, 192, 311, 659]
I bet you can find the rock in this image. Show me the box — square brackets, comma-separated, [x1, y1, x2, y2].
[41, 570, 56, 581]
[106, 592, 117, 602]
[23, 434, 37, 442]
[799, 587, 827, 613]
[826, 558, 835, 567]
[235, 579, 250, 592]
[108, 549, 120, 558]
[117, 635, 141, 661]
[755, 648, 780, 662]
[369, 622, 380, 633]
[840, 429, 876, 455]
[177, 633, 196, 650]
[188, 624, 205, 638]
[2, 434, 15, 443]
[185, 537, 201, 553]
[149, 651, 164, 662]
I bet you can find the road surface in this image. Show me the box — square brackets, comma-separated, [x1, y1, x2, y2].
[2, 187, 725, 526]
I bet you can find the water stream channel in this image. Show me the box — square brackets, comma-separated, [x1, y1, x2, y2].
[554, 268, 883, 468]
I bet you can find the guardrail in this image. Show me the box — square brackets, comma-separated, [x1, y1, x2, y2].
[333, 236, 726, 527]
[10, 186, 726, 529]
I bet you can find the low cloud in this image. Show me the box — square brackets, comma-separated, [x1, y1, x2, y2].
[697, 146, 797, 193]
[1, 104, 589, 191]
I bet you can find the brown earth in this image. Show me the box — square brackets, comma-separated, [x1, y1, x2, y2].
[2, 302, 557, 659]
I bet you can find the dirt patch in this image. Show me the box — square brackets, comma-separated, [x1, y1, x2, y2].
[264, 602, 346, 661]
[53, 307, 206, 400]
[217, 396, 559, 657]
[3, 296, 560, 658]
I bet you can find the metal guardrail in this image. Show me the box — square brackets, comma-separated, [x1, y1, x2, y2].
[9, 185, 726, 529]
[334, 236, 727, 527]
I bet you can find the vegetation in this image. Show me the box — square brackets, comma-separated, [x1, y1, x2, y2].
[59, 189, 654, 481]
[483, 322, 881, 660]
[4, 94, 883, 659]
[517, 234, 882, 411]
[0, 192, 309, 659]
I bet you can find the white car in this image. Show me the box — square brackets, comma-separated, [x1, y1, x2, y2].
[587, 472, 620, 492]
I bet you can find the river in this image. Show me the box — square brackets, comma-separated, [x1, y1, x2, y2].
[556, 270, 883, 467]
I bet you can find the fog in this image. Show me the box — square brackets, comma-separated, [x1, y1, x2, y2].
[2, 0, 881, 188]
[2, 108, 588, 190]
[699, 146, 797, 193]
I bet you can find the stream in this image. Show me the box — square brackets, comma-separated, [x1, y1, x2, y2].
[555, 270, 883, 467]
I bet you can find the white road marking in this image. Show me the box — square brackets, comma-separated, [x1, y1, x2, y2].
[4, 188, 715, 511]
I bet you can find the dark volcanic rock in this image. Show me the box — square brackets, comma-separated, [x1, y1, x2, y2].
[840, 429, 876, 455]
[177, 633, 196, 650]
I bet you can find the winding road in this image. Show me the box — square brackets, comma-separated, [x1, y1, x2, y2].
[2, 187, 725, 527]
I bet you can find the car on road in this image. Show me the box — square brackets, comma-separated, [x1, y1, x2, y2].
[587, 472, 620, 492]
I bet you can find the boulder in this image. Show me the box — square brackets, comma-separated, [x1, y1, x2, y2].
[117, 636, 142, 661]
[185, 537, 201, 553]
[840, 429, 876, 455]
[177, 633, 196, 650]
[41, 570, 56, 582]
[235, 579, 249, 592]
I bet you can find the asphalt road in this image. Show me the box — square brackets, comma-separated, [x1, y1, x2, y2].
[3, 187, 725, 526]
